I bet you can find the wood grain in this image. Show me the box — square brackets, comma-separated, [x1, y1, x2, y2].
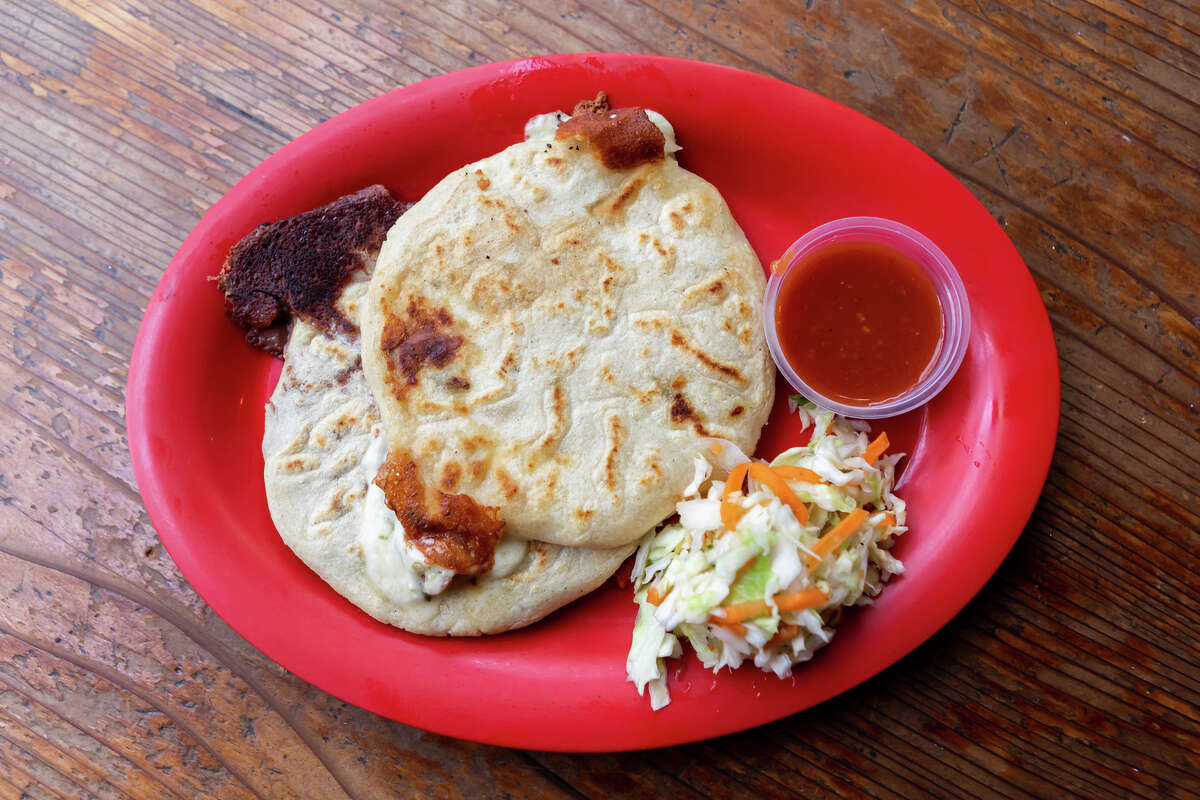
[0, 0, 1197, 796]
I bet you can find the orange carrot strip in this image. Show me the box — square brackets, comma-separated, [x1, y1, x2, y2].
[646, 585, 666, 606]
[719, 588, 829, 625]
[775, 588, 829, 612]
[805, 508, 870, 570]
[720, 462, 751, 532]
[735, 556, 759, 583]
[720, 598, 770, 624]
[708, 617, 747, 636]
[877, 512, 897, 529]
[771, 465, 827, 484]
[765, 624, 802, 649]
[862, 432, 890, 465]
[748, 463, 809, 525]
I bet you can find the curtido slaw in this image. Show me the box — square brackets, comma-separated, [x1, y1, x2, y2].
[626, 398, 908, 709]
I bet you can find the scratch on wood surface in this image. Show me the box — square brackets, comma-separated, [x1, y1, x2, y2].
[944, 98, 969, 144]
[972, 122, 1024, 189]
[206, 95, 289, 141]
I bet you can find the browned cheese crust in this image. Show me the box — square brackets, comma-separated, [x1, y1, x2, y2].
[373, 454, 503, 575]
[218, 185, 406, 354]
[555, 91, 666, 170]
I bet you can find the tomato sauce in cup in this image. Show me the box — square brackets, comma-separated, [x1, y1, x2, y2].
[764, 217, 971, 419]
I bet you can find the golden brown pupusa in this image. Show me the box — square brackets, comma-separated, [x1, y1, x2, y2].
[361, 100, 774, 549]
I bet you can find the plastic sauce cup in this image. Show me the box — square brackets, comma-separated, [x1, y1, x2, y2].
[764, 216, 971, 419]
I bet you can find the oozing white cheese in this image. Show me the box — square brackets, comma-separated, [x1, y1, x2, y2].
[524, 111, 569, 142]
[360, 477, 424, 605]
[644, 110, 682, 154]
[491, 537, 529, 579]
[359, 428, 455, 603]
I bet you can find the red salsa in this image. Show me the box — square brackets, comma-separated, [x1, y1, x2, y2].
[775, 241, 943, 405]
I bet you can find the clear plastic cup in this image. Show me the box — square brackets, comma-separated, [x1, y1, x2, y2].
[764, 216, 971, 419]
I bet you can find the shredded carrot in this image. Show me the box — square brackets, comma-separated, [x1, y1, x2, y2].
[646, 585, 666, 606]
[747, 463, 809, 525]
[718, 588, 829, 625]
[806, 508, 869, 570]
[771, 465, 827, 484]
[720, 462, 751, 532]
[825, 419, 834, 435]
[775, 588, 830, 612]
[735, 556, 759, 583]
[708, 616, 747, 636]
[876, 512, 897, 529]
[720, 598, 771, 624]
[862, 431, 890, 465]
[765, 624, 802, 649]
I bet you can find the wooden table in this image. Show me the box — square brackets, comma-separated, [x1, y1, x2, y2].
[1, 1, 1197, 797]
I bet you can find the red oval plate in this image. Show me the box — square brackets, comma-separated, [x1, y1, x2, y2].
[127, 54, 1058, 751]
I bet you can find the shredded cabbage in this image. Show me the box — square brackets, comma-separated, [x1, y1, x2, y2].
[626, 408, 907, 709]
